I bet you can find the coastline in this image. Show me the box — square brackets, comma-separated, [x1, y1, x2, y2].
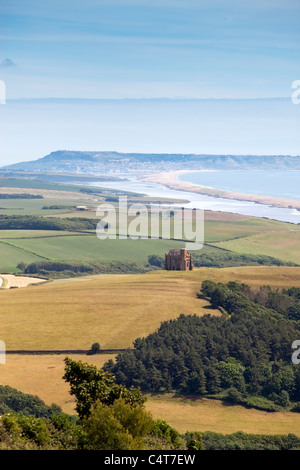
[142, 170, 300, 211]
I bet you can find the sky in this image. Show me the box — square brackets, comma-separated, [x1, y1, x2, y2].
[0, 0, 299, 164]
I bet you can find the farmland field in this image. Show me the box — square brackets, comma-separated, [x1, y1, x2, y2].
[212, 229, 300, 264]
[146, 394, 300, 436]
[2, 354, 300, 437]
[1, 178, 300, 271]
[0, 240, 43, 272]
[0, 354, 115, 413]
[1, 177, 300, 442]
[203, 217, 299, 243]
[1, 266, 300, 350]
[0, 236, 187, 272]
[0, 230, 86, 239]
[0, 268, 223, 350]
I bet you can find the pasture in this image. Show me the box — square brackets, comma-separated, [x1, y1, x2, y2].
[213, 229, 300, 264]
[0, 236, 186, 272]
[1, 266, 300, 350]
[2, 354, 300, 437]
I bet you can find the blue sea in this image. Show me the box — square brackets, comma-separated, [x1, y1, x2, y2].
[178, 170, 300, 201]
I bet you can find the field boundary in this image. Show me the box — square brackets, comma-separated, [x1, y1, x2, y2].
[0, 239, 50, 261]
[5, 349, 131, 355]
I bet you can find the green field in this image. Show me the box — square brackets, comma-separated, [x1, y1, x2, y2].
[1, 226, 279, 274]
[1, 183, 299, 274]
[0, 230, 84, 238]
[212, 229, 300, 264]
[203, 217, 298, 242]
[0, 197, 92, 216]
[0, 177, 107, 193]
[1, 224, 299, 273]
[0, 241, 44, 272]
[0, 236, 188, 272]
[1, 176, 300, 269]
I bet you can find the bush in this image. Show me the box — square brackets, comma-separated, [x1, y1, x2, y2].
[0, 385, 62, 418]
[148, 255, 164, 268]
[151, 419, 183, 449]
[88, 343, 101, 355]
[202, 431, 300, 450]
[0, 412, 83, 450]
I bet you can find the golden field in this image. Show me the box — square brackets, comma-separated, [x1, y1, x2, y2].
[0, 354, 113, 414]
[146, 394, 300, 436]
[2, 354, 300, 437]
[1, 267, 300, 350]
[2, 266, 300, 437]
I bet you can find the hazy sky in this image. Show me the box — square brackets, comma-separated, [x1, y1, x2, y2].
[0, 0, 299, 164]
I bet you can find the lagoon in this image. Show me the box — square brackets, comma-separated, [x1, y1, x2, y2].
[86, 177, 300, 225]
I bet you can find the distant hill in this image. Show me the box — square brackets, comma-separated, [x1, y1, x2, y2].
[2, 150, 300, 175]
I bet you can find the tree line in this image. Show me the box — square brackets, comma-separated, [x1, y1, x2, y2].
[0, 193, 44, 199]
[0, 215, 98, 231]
[19, 260, 149, 278]
[148, 251, 298, 269]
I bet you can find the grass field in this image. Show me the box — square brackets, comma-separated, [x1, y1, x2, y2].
[2, 236, 184, 263]
[1, 257, 300, 438]
[0, 177, 102, 193]
[1, 179, 300, 271]
[0, 354, 114, 413]
[1, 266, 300, 350]
[213, 229, 300, 264]
[0, 230, 88, 239]
[203, 217, 298, 243]
[1, 227, 253, 273]
[2, 354, 300, 437]
[0, 241, 44, 272]
[146, 394, 300, 436]
[0, 236, 187, 272]
[0, 198, 80, 216]
[1, 211, 299, 273]
[0, 268, 223, 350]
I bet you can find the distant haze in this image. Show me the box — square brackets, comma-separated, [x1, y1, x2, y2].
[0, 97, 299, 166]
[0, 1, 299, 165]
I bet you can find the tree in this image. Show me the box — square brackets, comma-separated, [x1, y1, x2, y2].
[151, 419, 183, 449]
[217, 358, 246, 392]
[88, 342, 101, 355]
[17, 262, 27, 272]
[275, 390, 291, 408]
[227, 387, 244, 404]
[148, 255, 164, 268]
[186, 432, 205, 450]
[63, 358, 146, 419]
[82, 398, 153, 450]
